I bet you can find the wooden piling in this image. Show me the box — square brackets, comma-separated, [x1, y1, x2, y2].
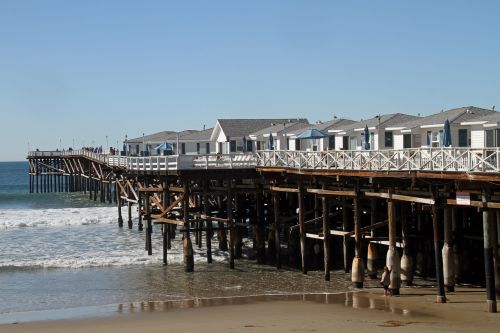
[298, 183, 307, 274]
[322, 193, 330, 281]
[127, 202, 133, 229]
[203, 180, 212, 263]
[183, 181, 194, 272]
[138, 192, 143, 231]
[116, 182, 123, 227]
[342, 197, 351, 273]
[255, 188, 266, 264]
[273, 191, 281, 269]
[482, 189, 497, 312]
[443, 205, 455, 292]
[351, 192, 364, 288]
[400, 202, 413, 286]
[387, 198, 400, 295]
[227, 179, 235, 269]
[367, 198, 378, 279]
[144, 192, 152, 255]
[162, 181, 169, 265]
[431, 196, 446, 303]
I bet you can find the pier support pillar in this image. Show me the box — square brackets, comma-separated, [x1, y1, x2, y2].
[452, 207, 462, 283]
[227, 179, 235, 269]
[116, 182, 123, 228]
[183, 181, 194, 272]
[203, 180, 212, 264]
[495, 210, 500, 298]
[127, 202, 133, 229]
[162, 181, 169, 265]
[273, 191, 281, 269]
[482, 189, 497, 313]
[400, 203, 413, 286]
[443, 205, 455, 292]
[367, 199, 378, 279]
[351, 192, 364, 288]
[298, 184, 307, 274]
[145, 193, 152, 255]
[342, 197, 352, 273]
[386, 198, 400, 295]
[431, 195, 446, 303]
[322, 192, 330, 281]
[255, 188, 266, 264]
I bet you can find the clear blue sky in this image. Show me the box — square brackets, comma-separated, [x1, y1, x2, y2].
[1, 0, 499, 161]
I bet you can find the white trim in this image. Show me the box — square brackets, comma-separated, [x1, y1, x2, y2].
[354, 127, 376, 132]
[483, 123, 498, 128]
[386, 127, 406, 131]
[460, 121, 488, 126]
[327, 129, 343, 133]
[420, 124, 444, 129]
[400, 129, 412, 133]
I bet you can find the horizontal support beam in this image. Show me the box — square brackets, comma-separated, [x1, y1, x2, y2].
[270, 186, 300, 193]
[446, 198, 500, 209]
[306, 233, 324, 240]
[307, 188, 356, 197]
[151, 217, 185, 226]
[364, 191, 435, 205]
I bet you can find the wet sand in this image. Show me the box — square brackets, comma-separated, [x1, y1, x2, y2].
[1, 285, 498, 333]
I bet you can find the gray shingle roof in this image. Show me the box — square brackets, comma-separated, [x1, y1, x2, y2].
[126, 131, 176, 143]
[399, 106, 494, 129]
[179, 128, 214, 141]
[339, 113, 420, 132]
[217, 118, 308, 138]
[250, 120, 310, 137]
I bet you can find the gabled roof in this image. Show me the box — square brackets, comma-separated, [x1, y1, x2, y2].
[212, 118, 308, 140]
[338, 113, 420, 133]
[250, 120, 310, 137]
[460, 110, 500, 126]
[400, 106, 494, 129]
[126, 130, 199, 143]
[126, 131, 176, 143]
[179, 128, 214, 141]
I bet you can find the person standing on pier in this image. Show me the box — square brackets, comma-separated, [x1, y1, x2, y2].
[381, 266, 392, 296]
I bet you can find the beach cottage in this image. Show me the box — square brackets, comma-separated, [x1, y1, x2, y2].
[249, 120, 310, 151]
[284, 118, 356, 151]
[210, 119, 307, 154]
[331, 114, 419, 150]
[393, 106, 495, 149]
[459, 110, 500, 148]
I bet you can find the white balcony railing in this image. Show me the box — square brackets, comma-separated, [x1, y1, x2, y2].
[28, 148, 500, 173]
[256, 148, 500, 173]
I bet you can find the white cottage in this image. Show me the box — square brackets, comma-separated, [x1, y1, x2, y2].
[249, 120, 310, 151]
[210, 119, 306, 154]
[394, 107, 495, 149]
[460, 110, 500, 148]
[331, 114, 419, 150]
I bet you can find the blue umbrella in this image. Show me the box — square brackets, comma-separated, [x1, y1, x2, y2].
[268, 132, 274, 150]
[363, 125, 370, 150]
[442, 119, 452, 147]
[295, 129, 328, 139]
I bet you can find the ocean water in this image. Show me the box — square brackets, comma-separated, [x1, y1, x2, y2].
[0, 161, 351, 323]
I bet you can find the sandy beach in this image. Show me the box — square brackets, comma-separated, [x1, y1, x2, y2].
[1, 285, 498, 333]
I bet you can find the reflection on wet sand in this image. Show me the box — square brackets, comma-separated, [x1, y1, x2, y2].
[116, 291, 424, 318]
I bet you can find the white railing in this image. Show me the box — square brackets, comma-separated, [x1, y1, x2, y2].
[29, 148, 500, 173]
[256, 148, 500, 173]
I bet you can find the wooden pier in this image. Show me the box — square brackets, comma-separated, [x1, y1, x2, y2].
[27, 148, 500, 312]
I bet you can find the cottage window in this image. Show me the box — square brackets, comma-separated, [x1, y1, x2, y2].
[486, 130, 494, 147]
[403, 134, 411, 148]
[458, 129, 468, 147]
[384, 131, 393, 148]
[328, 136, 335, 149]
[295, 139, 300, 150]
[426, 131, 432, 146]
[230, 140, 236, 152]
[181, 143, 186, 155]
[246, 140, 253, 152]
[206, 142, 210, 154]
[196, 143, 200, 154]
[342, 136, 349, 150]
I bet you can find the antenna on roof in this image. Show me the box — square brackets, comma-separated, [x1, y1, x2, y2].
[203, 124, 206, 130]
